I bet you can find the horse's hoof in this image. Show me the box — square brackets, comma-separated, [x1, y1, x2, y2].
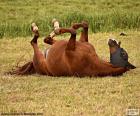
[31, 23, 39, 33]
[72, 23, 79, 29]
[52, 18, 57, 24]
[82, 21, 88, 28]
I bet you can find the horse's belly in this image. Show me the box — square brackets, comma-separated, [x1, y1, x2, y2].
[44, 40, 96, 76]
[45, 43, 72, 76]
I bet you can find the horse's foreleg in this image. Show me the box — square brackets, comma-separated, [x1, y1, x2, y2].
[44, 36, 57, 45]
[31, 23, 50, 75]
[44, 19, 60, 45]
[72, 21, 88, 42]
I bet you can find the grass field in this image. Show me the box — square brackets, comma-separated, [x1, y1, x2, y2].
[0, 0, 140, 38]
[0, 0, 140, 115]
[0, 31, 140, 115]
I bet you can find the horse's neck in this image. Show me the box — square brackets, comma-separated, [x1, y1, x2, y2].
[94, 59, 127, 76]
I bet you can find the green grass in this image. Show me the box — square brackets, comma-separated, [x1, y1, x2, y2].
[0, 0, 140, 38]
[0, 31, 140, 115]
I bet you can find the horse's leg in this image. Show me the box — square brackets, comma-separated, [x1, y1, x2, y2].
[44, 35, 57, 45]
[72, 21, 88, 42]
[44, 19, 60, 45]
[57, 28, 77, 50]
[31, 23, 49, 74]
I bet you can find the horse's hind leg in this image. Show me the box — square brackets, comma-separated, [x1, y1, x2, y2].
[31, 23, 49, 74]
[72, 21, 88, 42]
[57, 28, 76, 50]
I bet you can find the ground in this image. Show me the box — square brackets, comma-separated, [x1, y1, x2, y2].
[0, 0, 140, 115]
[0, 31, 140, 115]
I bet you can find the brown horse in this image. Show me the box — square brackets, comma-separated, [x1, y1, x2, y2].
[13, 21, 129, 77]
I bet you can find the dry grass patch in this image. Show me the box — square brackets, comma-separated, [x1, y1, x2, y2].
[0, 31, 140, 115]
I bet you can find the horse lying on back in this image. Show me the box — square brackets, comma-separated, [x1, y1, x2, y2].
[12, 21, 135, 77]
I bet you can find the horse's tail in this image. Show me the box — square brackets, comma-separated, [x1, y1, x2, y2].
[8, 61, 35, 75]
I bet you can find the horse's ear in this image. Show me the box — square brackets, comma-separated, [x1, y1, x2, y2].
[118, 41, 121, 47]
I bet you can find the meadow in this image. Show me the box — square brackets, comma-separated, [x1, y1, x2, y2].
[0, 0, 140, 116]
[0, 0, 140, 38]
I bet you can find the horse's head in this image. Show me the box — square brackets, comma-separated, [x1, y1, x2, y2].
[108, 39, 136, 69]
[108, 39, 121, 54]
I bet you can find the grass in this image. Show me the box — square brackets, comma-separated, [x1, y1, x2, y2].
[0, 0, 140, 38]
[0, 0, 140, 115]
[0, 31, 140, 115]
